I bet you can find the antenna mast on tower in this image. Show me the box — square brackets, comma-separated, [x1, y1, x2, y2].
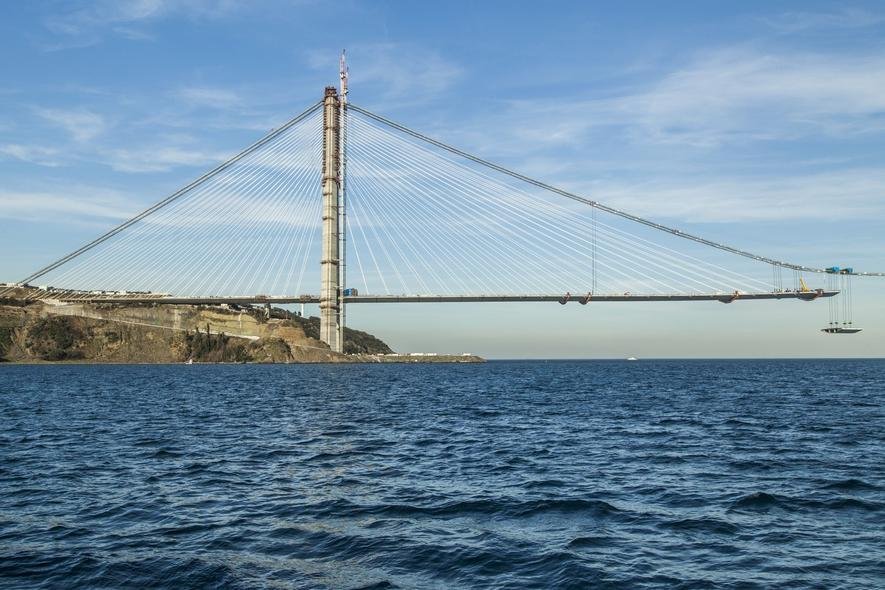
[340, 49, 348, 98]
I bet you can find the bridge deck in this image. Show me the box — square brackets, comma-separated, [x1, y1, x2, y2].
[27, 290, 837, 305]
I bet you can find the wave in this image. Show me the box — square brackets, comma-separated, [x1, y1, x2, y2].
[729, 491, 786, 511]
[302, 497, 624, 520]
[730, 491, 883, 513]
[4, 360, 884, 589]
[820, 478, 879, 492]
[658, 517, 739, 535]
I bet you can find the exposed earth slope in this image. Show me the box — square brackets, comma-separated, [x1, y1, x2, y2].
[0, 299, 396, 363]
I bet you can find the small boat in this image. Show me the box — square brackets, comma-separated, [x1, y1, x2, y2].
[626, 357, 638, 361]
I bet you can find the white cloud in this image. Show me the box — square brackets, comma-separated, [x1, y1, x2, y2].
[103, 145, 228, 172]
[307, 43, 461, 102]
[0, 144, 62, 167]
[760, 8, 885, 33]
[587, 168, 885, 223]
[35, 108, 107, 142]
[42, 0, 247, 48]
[175, 86, 243, 109]
[46, 0, 166, 35]
[474, 48, 885, 151]
[0, 188, 134, 223]
[410, 47, 885, 225]
[623, 49, 885, 145]
[23, 97, 265, 172]
[111, 26, 157, 41]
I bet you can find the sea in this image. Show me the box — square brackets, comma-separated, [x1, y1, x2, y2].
[1, 360, 883, 589]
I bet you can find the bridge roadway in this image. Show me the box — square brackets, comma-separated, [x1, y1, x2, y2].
[33, 290, 837, 305]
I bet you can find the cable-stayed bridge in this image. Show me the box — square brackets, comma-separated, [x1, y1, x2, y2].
[4, 67, 880, 352]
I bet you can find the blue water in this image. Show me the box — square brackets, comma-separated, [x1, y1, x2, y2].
[1, 360, 883, 589]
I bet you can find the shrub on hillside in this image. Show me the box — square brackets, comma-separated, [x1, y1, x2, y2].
[25, 316, 84, 361]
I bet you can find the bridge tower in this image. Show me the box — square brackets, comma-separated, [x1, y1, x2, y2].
[320, 86, 342, 352]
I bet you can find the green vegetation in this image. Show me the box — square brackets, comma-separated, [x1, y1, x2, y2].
[243, 305, 394, 355]
[286, 315, 393, 354]
[342, 325, 394, 355]
[296, 316, 321, 340]
[184, 328, 251, 363]
[0, 326, 14, 360]
[25, 316, 84, 361]
[0, 298, 33, 307]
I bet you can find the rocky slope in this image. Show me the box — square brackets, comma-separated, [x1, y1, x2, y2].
[0, 299, 394, 363]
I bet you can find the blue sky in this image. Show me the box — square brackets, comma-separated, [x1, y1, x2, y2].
[2, 1, 884, 357]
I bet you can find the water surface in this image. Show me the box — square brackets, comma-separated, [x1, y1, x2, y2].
[1, 360, 883, 588]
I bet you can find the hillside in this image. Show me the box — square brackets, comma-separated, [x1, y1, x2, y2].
[0, 299, 395, 363]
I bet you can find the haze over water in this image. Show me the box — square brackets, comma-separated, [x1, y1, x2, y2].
[2, 360, 883, 588]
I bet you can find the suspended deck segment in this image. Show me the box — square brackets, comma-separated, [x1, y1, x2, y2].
[23, 290, 837, 306]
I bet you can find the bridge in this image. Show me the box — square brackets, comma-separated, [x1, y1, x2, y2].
[3, 57, 879, 352]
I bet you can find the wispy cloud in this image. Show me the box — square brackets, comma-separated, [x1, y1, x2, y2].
[760, 7, 885, 33]
[45, 0, 167, 36]
[427, 46, 885, 225]
[18, 89, 271, 172]
[35, 108, 108, 142]
[42, 0, 166, 48]
[175, 86, 243, 109]
[307, 43, 462, 103]
[41, 0, 246, 49]
[0, 188, 134, 223]
[111, 25, 157, 41]
[623, 49, 885, 145]
[103, 144, 228, 172]
[478, 48, 885, 150]
[589, 168, 885, 223]
[0, 144, 62, 167]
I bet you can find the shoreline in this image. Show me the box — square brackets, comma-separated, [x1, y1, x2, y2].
[0, 354, 485, 365]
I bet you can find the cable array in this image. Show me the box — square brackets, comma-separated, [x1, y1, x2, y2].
[345, 110, 780, 297]
[826, 272, 855, 328]
[12, 98, 863, 302]
[29, 109, 323, 297]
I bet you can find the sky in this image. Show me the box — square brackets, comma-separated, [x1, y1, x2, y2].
[1, 0, 884, 358]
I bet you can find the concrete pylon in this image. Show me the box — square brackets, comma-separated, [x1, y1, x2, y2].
[320, 87, 342, 352]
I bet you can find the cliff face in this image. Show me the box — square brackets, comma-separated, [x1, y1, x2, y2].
[0, 300, 391, 363]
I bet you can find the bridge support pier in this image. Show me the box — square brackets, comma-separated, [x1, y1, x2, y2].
[320, 87, 343, 353]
